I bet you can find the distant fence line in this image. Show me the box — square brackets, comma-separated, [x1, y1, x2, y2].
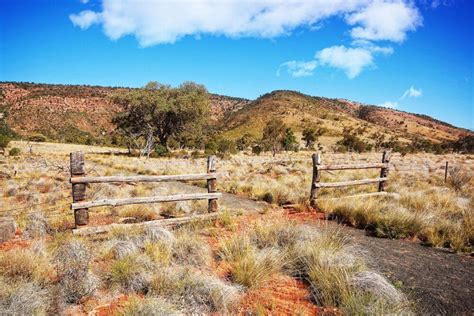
[310, 151, 391, 207]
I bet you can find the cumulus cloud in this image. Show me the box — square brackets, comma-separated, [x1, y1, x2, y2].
[379, 101, 398, 108]
[70, 10, 100, 29]
[279, 41, 395, 79]
[346, 0, 422, 42]
[316, 45, 374, 79]
[278, 60, 318, 77]
[69, 0, 421, 46]
[400, 86, 423, 99]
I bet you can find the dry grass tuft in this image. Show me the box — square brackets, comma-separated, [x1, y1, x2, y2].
[118, 296, 181, 315]
[0, 278, 51, 315]
[172, 229, 211, 266]
[54, 239, 98, 303]
[150, 267, 242, 313]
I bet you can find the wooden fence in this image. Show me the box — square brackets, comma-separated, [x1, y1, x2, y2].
[310, 151, 391, 207]
[70, 152, 221, 228]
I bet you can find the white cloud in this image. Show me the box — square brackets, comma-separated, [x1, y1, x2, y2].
[278, 60, 317, 77]
[280, 41, 394, 79]
[351, 39, 393, 55]
[379, 101, 398, 108]
[80, 0, 89, 4]
[316, 45, 373, 79]
[346, 0, 422, 42]
[69, 0, 421, 46]
[70, 10, 100, 29]
[400, 86, 423, 99]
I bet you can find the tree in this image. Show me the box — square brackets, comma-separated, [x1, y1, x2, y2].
[337, 131, 372, 153]
[302, 126, 326, 149]
[236, 133, 254, 151]
[112, 81, 209, 157]
[262, 118, 287, 156]
[282, 128, 298, 151]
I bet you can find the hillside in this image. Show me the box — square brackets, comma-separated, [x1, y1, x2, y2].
[221, 90, 470, 146]
[0, 82, 470, 147]
[0, 82, 249, 143]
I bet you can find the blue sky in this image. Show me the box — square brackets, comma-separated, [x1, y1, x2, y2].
[1, 0, 472, 129]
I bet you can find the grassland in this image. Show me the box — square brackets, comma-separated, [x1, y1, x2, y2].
[0, 141, 472, 314]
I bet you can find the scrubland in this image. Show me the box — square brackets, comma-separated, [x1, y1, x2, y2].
[0, 141, 472, 314]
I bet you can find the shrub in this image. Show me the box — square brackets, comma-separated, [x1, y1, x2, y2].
[108, 255, 153, 293]
[229, 247, 284, 288]
[0, 278, 50, 315]
[0, 249, 53, 285]
[28, 133, 47, 142]
[217, 138, 237, 155]
[150, 268, 242, 313]
[448, 166, 471, 192]
[282, 128, 299, 151]
[23, 213, 52, 239]
[54, 239, 97, 303]
[0, 134, 11, 149]
[154, 144, 169, 157]
[173, 229, 211, 266]
[9, 147, 21, 156]
[251, 144, 262, 155]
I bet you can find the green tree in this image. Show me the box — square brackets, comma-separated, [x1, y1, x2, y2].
[112, 81, 209, 157]
[262, 118, 287, 157]
[236, 133, 254, 151]
[282, 128, 298, 151]
[337, 132, 372, 153]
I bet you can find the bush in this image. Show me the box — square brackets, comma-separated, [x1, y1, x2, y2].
[28, 133, 47, 142]
[108, 255, 153, 293]
[252, 144, 262, 156]
[217, 138, 237, 157]
[9, 147, 20, 156]
[54, 239, 97, 303]
[0, 278, 51, 315]
[172, 229, 211, 266]
[150, 268, 242, 313]
[282, 128, 299, 151]
[448, 166, 471, 192]
[154, 144, 169, 157]
[0, 134, 11, 149]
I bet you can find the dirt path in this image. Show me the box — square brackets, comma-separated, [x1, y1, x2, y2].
[321, 222, 473, 315]
[169, 183, 473, 314]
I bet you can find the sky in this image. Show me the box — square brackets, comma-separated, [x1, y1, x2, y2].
[1, 0, 473, 129]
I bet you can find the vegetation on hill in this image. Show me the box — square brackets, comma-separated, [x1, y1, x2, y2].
[0, 81, 471, 155]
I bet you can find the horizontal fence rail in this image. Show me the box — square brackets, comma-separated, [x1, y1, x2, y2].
[71, 193, 222, 210]
[318, 163, 388, 171]
[310, 151, 391, 207]
[70, 173, 218, 184]
[314, 177, 388, 188]
[69, 152, 220, 228]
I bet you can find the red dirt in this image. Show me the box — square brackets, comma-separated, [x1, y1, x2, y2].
[0, 238, 31, 251]
[238, 274, 324, 315]
[88, 294, 132, 316]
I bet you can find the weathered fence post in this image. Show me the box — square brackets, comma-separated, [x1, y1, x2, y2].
[207, 155, 218, 212]
[310, 153, 321, 208]
[70, 151, 88, 227]
[444, 161, 449, 183]
[378, 150, 391, 192]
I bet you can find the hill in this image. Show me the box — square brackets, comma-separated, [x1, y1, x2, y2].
[221, 90, 470, 147]
[0, 82, 470, 148]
